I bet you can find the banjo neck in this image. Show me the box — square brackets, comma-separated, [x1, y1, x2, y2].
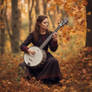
[24, 18, 68, 67]
[40, 18, 68, 49]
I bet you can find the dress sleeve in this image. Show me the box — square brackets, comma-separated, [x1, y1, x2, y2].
[20, 33, 33, 53]
[49, 38, 58, 52]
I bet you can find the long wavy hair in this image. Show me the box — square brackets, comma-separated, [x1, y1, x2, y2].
[33, 15, 49, 42]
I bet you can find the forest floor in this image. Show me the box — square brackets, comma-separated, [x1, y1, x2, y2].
[0, 47, 92, 92]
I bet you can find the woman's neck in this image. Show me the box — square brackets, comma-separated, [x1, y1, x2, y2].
[40, 29, 46, 35]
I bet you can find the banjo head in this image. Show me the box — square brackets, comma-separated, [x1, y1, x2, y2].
[24, 46, 45, 67]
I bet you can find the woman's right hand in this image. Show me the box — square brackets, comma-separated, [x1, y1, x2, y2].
[28, 49, 35, 55]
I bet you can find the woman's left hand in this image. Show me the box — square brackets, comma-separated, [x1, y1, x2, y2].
[52, 32, 57, 41]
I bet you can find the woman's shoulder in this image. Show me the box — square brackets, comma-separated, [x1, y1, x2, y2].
[28, 31, 34, 36]
[26, 32, 34, 39]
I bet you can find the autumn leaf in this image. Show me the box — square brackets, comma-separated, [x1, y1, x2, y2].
[82, 69, 87, 74]
[81, 0, 88, 6]
[87, 12, 92, 15]
[47, 5, 56, 11]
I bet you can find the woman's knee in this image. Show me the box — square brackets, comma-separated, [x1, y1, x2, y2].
[48, 58, 58, 64]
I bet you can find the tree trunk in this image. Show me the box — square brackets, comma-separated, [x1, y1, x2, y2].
[42, 0, 47, 15]
[0, 28, 6, 54]
[11, 0, 21, 53]
[35, 0, 40, 18]
[56, 5, 60, 14]
[86, 0, 92, 47]
[28, 0, 34, 32]
[48, 11, 55, 28]
[0, 0, 6, 54]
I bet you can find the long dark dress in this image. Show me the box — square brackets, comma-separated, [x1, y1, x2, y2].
[20, 31, 62, 82]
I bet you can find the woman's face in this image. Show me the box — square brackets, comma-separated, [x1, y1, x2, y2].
[40, 18, 49, 30]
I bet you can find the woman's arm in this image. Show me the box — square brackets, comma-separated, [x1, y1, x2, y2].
[49, 38, 58, 52]
[20, 33, 33, 53]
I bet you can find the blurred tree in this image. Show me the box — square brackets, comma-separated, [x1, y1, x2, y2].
[35, 0, 40, 18]
[42, 0, 47, 15]
[4, 0, 11, 38]
[56, 5, 60, 14]
[86, 0, 92, 47]
[48, 10, 55, 28]
[10, 0, 21, 53]
[28, 0, 34, 32]
[0, 0, 6, 54]
[42, 0, 55, 28]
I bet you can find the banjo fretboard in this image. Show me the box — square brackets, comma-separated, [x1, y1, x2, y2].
[40, 18, 68, 49]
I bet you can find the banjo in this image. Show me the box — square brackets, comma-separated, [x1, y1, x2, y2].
[24, 18, 68, 68]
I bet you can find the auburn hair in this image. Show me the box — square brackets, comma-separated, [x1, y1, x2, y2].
[33, 15, 49, 42]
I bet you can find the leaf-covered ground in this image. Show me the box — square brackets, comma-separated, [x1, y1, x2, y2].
[0, 47, 92, 92]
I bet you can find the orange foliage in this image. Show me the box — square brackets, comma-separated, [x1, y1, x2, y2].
[0, 0, 89, 91]
[54, 0, 65, 5]
[0, 47, 92, 91]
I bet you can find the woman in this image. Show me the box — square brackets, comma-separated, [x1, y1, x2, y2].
[20, 15, 62, 84]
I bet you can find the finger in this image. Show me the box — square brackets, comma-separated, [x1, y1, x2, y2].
[53, 33, 57, 36]
[54, 34, 57, 37]
[54, 32, 57, 35]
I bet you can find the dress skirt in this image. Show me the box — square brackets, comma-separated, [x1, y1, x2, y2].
[19, 32, 62, 82]
[20, 52, 62, 82]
